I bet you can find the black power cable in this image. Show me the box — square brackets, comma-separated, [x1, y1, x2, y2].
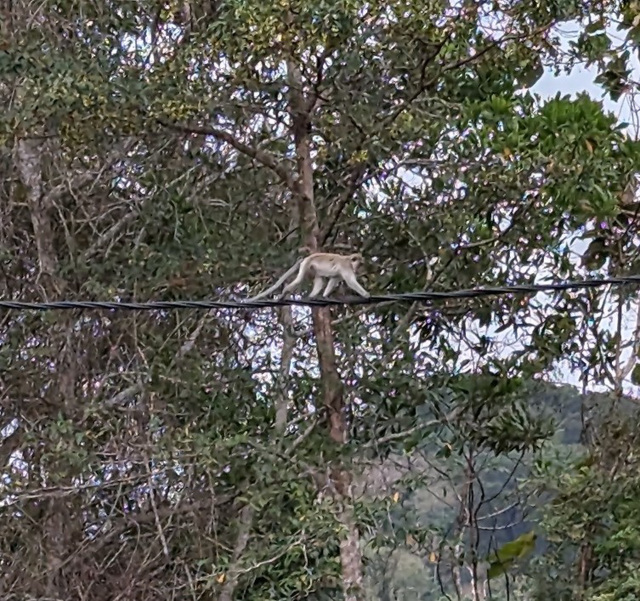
[0, 275, 639, 312]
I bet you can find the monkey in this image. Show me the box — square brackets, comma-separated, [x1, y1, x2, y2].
[283, 253, 369, 298]
[246, 252, 370, 301]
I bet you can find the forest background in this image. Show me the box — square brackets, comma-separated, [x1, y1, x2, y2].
[2, 1, 640, 600]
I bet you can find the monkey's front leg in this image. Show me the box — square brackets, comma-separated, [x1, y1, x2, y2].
[343, 273, 370, 298]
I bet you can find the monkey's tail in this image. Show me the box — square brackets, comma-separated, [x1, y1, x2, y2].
[245, 259, 302, 301]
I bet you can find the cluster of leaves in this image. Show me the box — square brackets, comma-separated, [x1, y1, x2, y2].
[530, 401, 640, 601]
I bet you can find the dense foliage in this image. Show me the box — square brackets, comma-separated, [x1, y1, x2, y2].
[1, 0, 640, 599]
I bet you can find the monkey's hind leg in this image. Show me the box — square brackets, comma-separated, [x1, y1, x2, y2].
[309, 276, 325, 298]
[282, 275, 304, 295]
[323, 277, 339, 297]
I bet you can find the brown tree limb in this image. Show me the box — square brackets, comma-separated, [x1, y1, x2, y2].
[157, 119, 297, 191]
[320, 164, 368, 246]
[216, 502, 254, 601]
[15, 137, 63, 296]
[305, 46, 334, 114]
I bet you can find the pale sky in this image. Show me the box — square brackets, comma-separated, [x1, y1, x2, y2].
[533, 22, 638, 128]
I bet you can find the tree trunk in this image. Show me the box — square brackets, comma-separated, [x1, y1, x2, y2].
[286, 54, 364, 601]
[15, 138, 58, 284]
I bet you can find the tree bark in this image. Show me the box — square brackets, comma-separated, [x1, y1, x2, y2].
[286, 52, 364, 601]
[15, 138, 58, 283]
[218, 504, 255, 601]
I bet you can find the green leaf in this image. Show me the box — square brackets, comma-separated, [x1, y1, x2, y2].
[487, 531, 537, 579]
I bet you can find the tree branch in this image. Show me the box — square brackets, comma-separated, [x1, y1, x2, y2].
[157, 119, 296, 190]
[363, 408, 462, 448]
[320, 163, 368, 246]
[392, 195, 538, 338]
[305, 46, 333, 114]
[45, 138, 137, 206]
[385, 24, 551, 126]
[218, 504, 254, 601]
[383, 31, 453, 126]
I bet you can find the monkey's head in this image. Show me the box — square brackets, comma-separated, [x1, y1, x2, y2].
[349, 253, 364, 271]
